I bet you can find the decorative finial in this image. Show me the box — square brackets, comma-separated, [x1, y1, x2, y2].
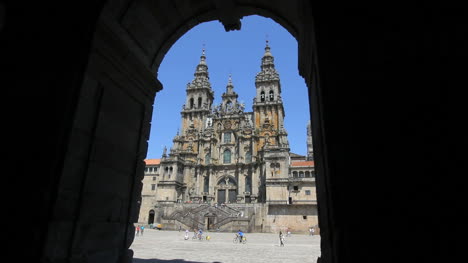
[266, 34, 269, 47]
[202, 43, 206, 56]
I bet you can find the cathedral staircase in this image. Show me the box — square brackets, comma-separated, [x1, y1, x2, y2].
[165, 204, 245, 230]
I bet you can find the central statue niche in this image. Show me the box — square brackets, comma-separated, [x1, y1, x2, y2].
[216, 176, 237, 204]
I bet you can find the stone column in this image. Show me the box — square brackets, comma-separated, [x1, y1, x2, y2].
[195, 167, 200, 195]
[237, 171, 245, 203]
[251, 166, 259, 202]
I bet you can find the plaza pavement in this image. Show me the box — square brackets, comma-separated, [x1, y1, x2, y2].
[131, 229, 321, 263]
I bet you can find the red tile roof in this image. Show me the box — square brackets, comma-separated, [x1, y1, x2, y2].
[290, 161, 314, 167]
[144, 159, 161, 165]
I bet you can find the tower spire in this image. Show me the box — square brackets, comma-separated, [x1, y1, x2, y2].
[223, 74, 238, 98]
[187, 46, 213, 91]
[256, 40, 279, 83]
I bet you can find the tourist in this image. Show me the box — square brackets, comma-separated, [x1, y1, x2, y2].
[184, 229, 189, 240]
[198, 228, 203, 240]
[135, 225, 140, 236]
[140, 225, 145, 236]
[286, 228, 291, 237]
[237, 229, 244, 243]
[309, 227, 315, 236]
[279, 231, 285, 247]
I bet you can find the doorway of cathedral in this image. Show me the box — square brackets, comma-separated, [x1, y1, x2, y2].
[228, 189, 237, 203]
[217, 189, 225, 205]
[217, 177, 238, 204]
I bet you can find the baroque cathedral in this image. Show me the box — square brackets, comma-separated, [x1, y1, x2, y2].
[138, 42, 318, 233]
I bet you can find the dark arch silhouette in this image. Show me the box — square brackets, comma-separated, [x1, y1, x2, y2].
[3, 2, 451, 263]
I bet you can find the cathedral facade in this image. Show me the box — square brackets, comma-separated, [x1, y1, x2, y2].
[138, 43, 318, 233]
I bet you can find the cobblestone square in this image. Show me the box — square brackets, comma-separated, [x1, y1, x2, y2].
[131, 229, 321, 263]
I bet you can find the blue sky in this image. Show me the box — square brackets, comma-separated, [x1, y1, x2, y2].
[147, 15, 310, 159]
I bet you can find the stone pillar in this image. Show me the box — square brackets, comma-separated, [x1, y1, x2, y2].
[237, 172, 245, 203]
[195, 167, 200, 195]
[251, 167, 259, 202]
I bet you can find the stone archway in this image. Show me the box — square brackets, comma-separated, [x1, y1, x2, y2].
[204, 212, 217, 230]
[5, 1, 453, 263]
[148, 210, 155, 225]
[30, 1, 328, 263]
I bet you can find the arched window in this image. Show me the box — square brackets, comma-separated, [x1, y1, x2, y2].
[223, 149, 231, 164]
[198, 97, 202, 108]
[299, 171, 304, 178]
[269, 90, 274, 101]
[189, 98, 194, 109]
[224, 132, 231, 143]
[245, 151, 252, 163]
[305, 171, 310, 177]
[260, 91, 265, 102]
[205, 153, 211, 164]
[293, 171, 298, 178]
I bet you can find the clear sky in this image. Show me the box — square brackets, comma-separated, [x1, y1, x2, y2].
[146, 15, 310, 159]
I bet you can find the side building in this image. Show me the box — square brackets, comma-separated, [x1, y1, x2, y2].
[138, 43, 318, 234]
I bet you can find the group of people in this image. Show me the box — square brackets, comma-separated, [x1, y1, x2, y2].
[277, 227, 315, 247]
[183, 228, 209, 240]
[135, 225, 145, 236]
[140, 224, 315, 247]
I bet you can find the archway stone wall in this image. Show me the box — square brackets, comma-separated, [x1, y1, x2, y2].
[36, 1, 327, 263]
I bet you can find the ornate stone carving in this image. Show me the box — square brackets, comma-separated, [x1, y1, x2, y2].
[224, 120, 231, 129]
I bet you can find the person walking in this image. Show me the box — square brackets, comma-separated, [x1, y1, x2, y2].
[136, 225, 140, 236]
[140, 225, 145, 236]
[184, 229, 189, 240]
[279, 231, 285, 247]
[286, 228, 291, 237]
[310, 227, 315, 236]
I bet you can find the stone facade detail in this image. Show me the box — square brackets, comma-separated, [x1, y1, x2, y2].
[138, 43, 317, 233]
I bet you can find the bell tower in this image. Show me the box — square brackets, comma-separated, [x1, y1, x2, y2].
[253, 41, 289, 152]
[170, 48, 215, 159]
[253, 41, 290, 203]
[181, 48, 214, 133]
